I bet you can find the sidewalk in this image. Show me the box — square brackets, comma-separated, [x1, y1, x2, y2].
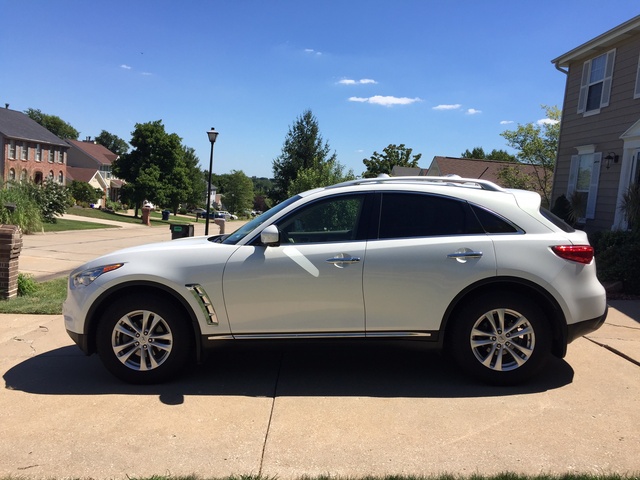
[19, 214, 242, 281]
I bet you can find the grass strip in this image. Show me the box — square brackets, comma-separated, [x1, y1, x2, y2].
[0, 276, 67, 314]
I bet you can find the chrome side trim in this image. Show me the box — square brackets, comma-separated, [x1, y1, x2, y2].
[205, 331, 434, 341]
[186, 284, 218, 325]
[366, 331, 433, 338]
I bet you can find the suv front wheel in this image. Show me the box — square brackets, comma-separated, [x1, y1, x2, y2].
[96, 296, 192, 384]
[450, 293, 551, 385]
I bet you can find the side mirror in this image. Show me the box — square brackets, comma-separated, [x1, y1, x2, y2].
[260, 224, 280, 246]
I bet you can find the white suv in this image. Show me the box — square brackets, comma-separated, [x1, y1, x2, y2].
[63, 177, 607, 385]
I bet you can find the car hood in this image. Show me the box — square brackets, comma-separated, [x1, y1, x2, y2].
[70, 235, 237, 274]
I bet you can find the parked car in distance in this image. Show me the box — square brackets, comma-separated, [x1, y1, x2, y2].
[63, 176, 607, 385]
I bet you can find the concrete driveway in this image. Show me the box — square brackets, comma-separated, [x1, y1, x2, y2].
[2, 215, 639, 478]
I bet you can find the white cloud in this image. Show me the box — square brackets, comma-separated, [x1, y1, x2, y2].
[305, 48, 322, 56]
[466, 108, 482, 115]
[120, 64, 132, 70]
[339, 78, 377, 85]
[500, 120, 514, 125]
[141, 72, 152, 76]
[433, 104, 461, 111]
[537, 118, 560, 125]
[349, 95, 421, 107]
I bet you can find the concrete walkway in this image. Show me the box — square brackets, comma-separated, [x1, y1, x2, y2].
[19, 214, 241, 281]
[1, 214, 638, 478]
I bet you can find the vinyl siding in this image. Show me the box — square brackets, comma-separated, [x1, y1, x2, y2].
[553, 34, 640, 231]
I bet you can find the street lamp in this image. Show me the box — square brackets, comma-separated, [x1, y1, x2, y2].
[205, 127, 219, 235]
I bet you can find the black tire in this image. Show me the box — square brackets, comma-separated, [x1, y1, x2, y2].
[449, 293, 551, 385]
[96, 295, 192, 384]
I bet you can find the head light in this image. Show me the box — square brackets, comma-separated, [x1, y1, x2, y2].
[71, 263, 124, 288]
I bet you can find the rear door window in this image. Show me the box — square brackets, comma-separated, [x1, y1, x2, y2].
[377, 193, 484, 239]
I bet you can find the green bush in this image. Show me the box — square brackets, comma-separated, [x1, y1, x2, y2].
[590, 230, 640, 294]
[0, 182, 43, 233]
[17, 273, 38, 296]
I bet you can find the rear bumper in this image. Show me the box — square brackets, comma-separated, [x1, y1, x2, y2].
[566, 306, 608, 344]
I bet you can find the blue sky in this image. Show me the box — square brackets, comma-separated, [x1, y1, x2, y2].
[2, 1, 639, 179]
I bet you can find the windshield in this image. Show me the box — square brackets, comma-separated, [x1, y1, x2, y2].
[220, 195, 301, 245]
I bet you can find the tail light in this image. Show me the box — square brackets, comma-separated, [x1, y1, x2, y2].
[551, 245, 594, 264]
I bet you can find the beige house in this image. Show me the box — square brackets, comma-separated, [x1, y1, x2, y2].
[66, 138, 123, 207]
[551, 15, 640, 231]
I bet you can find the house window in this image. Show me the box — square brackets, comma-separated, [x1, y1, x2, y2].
[58, 172, 64, 184]
[8, 169, 15, 181]
[59, 150, 65, 163]
[20, 142, 28, 161]
[20, 169, 27, 182]
[48, 148, 54, 163]
[48, 171, 54, 181]
[8, 140, 16, 159]
[578, 50, 615, 114]
[35, 144, 42, 162]
[568, 152, 602, 220]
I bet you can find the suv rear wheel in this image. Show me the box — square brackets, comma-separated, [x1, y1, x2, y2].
[450, 293, 551, 385]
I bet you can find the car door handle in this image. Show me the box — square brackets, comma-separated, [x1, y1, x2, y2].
[447, 250, 483, 260]
[326, 254, 361, 265]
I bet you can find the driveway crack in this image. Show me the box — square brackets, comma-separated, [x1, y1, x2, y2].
[585, 336, 640, 367]
[259, 351, 283, 476]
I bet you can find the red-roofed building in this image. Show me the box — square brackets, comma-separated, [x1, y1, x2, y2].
[66, 138, 123, 207]
[426, 156, 540, 187]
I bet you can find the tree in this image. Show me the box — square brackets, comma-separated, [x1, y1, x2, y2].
[460, 147, 517, 162]
[25, 108, 79, 139]
[287, 159, 355, 197]
[95, 130, 129, 156]
[500, 105, 560, 207]
[362, 144, 422, 178]
[272, 110, 343, 202]
[178, 146, 206, 211]
[69, 180, 103, 205]
[222, 170, 254, 215]
[112, 120, 185, 216]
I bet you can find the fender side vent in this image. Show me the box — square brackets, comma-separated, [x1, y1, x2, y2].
[186, 284, 218, 325]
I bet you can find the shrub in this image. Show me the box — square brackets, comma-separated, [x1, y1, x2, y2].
[17, 273, 38, 296]
[590, 230, 640, 294]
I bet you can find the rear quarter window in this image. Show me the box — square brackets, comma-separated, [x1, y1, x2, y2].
[470, 205, 521, 234]
[539, 208, 576, 233]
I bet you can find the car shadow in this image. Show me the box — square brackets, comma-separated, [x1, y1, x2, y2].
[3, 340, 574, 403]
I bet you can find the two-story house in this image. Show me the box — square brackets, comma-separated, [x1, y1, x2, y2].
[66, 138, 123, 207]
[0, 106, 69, 185]
[551, 15, 640, 231]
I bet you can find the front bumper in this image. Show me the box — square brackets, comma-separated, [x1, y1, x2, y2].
[66, 329, 90, 355]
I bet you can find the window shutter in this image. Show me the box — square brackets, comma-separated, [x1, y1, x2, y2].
[577, 62, 590, 114]
[586, 153, 602, 219]
[567, 155, 579, 196]
[635, 53, 640, 99]
[600, 49, 616, 108]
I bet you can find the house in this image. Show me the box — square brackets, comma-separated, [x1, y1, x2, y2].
[391, 156, 541, 192]
[426, 156, 540, 187]
[0, 106, 69, 185]
[551, 15, 640, 231]
[66, 138, 123, 207]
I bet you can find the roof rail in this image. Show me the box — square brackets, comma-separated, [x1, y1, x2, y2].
[329, 175, 505, 192]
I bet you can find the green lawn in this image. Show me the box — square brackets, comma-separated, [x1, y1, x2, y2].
[67, 206, 193, 226]
[43, 218, 114, 232]
[0, 276, 67, 314]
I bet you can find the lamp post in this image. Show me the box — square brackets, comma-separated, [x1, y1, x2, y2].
[205, 127, 219, 235]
